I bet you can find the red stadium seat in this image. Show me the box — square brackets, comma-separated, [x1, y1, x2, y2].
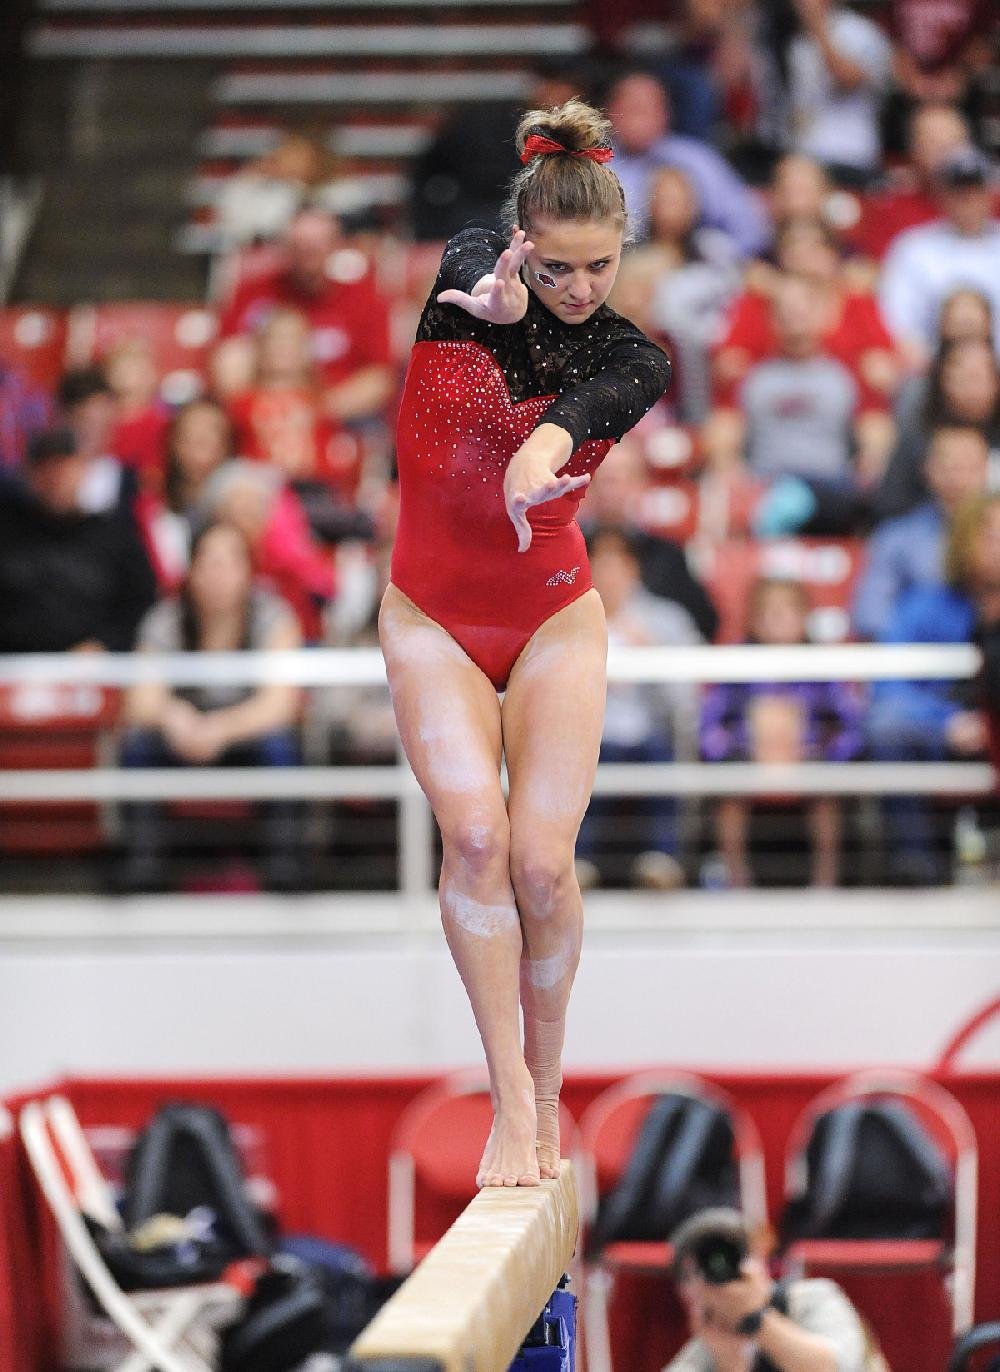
[0, 307, 68, 390]
[578, 1070, 767, 1372]
[386, 1070, 577, 1275]
[67, 303, 218, 405]
[703, 537, 866, 644]
[780, 1069, 978, 1338]
[0, 684, 121, 856]
[637, 479, 701, 545]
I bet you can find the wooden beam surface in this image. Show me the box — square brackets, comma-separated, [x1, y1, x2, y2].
[346, 1161, 578, 1372]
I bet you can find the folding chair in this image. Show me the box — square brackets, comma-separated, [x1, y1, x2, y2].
[780, 1068, 978, 1338]
[387, 1070, 579, 1276]
[578, 1070, 767, 1372]
[20, 1096, 241, 1372]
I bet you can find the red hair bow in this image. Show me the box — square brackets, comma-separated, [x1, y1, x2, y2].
[520, 134, 614, 165]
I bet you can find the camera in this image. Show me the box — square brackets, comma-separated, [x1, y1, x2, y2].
[690, 1231, 747, 1285]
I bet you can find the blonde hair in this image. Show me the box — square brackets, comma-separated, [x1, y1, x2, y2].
[502, 98, 628, 236]
[946, 492, 1000, 587]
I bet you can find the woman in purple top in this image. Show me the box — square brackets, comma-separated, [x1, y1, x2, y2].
[701, 577, 863, 887]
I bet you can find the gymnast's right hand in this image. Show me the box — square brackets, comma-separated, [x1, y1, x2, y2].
[436, 227, 535, 324]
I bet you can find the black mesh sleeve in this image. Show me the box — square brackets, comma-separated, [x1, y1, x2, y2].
[416, 227, 507, 344]
[535, 334, 672, 449]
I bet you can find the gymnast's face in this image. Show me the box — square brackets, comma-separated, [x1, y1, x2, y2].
[522, 216, 623, 326]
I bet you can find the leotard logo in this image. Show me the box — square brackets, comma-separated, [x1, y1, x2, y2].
[546, 566, 581, 587]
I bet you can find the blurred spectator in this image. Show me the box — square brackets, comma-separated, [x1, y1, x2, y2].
[865, 493, 998, 884]
[854, 424, 989, 639]
[0, 349, 53, 471]
[721, 276, 893, 524]
[714, 217, 899, 408]
[213, 205, 395, 425]
[581, 438, 719, 641]
[119, 520, 304, 893]
[888, 0, 995, 123]
[203, 459, 336, 642]
[614, 167, 742, 422]
[664, 1207, 886, 1371]
[768, 153, 832, 231]
[846, 103, 997, 260]
[105, 338, 171, 488]
[577, 526, 703, 892]
[654, 0, 759, 143]
[215, 131, 342, 248]
[878, 330, 1000, 516]
[137, 398, 234, 587]
[879, 147, 1000, 367]
[0, 428, 156, 653]
[228, 306, 373, 544]
[701, 577, 862, 887]
[607, 71, 770, 257]
[57, 366, 133, 514]
[409, 61, 582, 241]
[786, 0, 893, 183]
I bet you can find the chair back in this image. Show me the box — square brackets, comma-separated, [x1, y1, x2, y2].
[388, 1071, 577, 1273]
[782, 1069, 978, 1333]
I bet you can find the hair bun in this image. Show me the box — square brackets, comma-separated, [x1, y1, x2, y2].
[515, 98, 613, 158]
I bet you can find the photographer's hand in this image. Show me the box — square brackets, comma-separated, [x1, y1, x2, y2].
[700, 1258, 772, 1332]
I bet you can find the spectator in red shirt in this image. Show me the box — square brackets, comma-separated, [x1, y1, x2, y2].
[713, 217, 899, 408]
[889, 0, 995, 109]
[846, 103, 1000, 259]
[213, 205, 396, 427]
[105, 338, 172, 489]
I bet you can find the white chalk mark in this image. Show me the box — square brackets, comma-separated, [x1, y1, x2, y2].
[444, 890, 518, 938]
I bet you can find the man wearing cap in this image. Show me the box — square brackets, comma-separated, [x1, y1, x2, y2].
[879, 147, 1000, 367]
[0, 428, 156, 653]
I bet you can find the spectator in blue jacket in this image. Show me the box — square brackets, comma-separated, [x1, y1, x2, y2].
[853, 425, 989, 640]
[865, 494, 997, 883]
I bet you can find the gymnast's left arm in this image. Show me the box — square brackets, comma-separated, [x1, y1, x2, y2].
[504, 335, 671, 551]
[535, 332, 672, 450]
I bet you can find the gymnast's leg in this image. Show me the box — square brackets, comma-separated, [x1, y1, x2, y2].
[503, 590, 608, 1179]
[379, 584, 539, 1187]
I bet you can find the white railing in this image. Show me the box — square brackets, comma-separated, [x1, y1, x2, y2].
[0, 644, 992, 896]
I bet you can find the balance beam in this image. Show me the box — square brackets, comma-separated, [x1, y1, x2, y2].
[345, 1160, 579, 1372]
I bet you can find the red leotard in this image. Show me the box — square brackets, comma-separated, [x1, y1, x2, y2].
[391, 229, 672, 690]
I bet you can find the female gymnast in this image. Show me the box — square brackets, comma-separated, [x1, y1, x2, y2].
[379, 99, 672, 1188]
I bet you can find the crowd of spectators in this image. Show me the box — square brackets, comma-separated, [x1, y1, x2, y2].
[1, 1, 999, 890]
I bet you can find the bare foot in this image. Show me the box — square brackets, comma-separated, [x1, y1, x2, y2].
[477, 1077, 540, 1188]
[534, 1086, 561, 1180]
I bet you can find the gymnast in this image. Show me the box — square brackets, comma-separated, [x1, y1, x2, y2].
[379, 99, 672, 1188]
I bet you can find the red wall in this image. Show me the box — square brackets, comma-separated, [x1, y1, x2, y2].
[3, 1069, 998, 1372]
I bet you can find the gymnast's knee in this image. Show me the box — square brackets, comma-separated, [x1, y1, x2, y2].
[441, 810, 510, 877]
[509, 843, 577, 922]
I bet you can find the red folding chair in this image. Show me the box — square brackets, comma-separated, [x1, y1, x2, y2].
[577, 1070, 767, 1372]
[780, 1068, 978, 1337]
[387, 1069, 578, 1276]
[937, 996, 1000, 1071]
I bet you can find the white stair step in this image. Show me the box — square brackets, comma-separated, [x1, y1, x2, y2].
[31, 21, 586, 59]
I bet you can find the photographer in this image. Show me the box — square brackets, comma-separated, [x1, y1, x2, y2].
[664, 1209, 885, 1372]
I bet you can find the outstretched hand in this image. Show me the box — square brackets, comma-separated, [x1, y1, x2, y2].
[437, 227, 535, 325]
[504, 427, 589, 553]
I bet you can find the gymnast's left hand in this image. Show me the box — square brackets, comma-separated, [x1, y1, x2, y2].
[504, 424, 589, 553]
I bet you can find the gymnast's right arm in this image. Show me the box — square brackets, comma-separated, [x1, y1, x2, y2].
[419, 227, 535, 334]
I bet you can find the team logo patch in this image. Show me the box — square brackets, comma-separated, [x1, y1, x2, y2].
[546, 566, 581, 587]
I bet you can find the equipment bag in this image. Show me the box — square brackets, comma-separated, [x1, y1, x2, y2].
[123, 1102, 272, 1261]
[781, 1098, 953, 1243]
[586, 1094, 739, 1259]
